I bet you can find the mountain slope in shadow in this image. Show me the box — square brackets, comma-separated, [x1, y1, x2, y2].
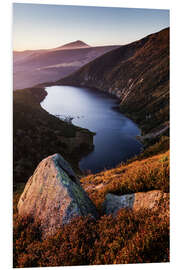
[13, 41, 119, 90]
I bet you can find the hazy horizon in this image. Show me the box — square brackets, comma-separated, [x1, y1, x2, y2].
[13, 3, 169, 52]
[13, 39, 114, 52]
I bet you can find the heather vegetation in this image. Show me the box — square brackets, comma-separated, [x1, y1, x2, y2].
[14, 201, 169, 267]
[13, 140, 169, 267]
[81, 149, 169, 211]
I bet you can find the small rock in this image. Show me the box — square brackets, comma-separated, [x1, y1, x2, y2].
[102, 193, 134, 215]
[102, 190, 169, 216]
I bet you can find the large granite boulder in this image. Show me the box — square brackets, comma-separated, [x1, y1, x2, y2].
[18, 153, 98, 238]
[102, 190, 169, 217]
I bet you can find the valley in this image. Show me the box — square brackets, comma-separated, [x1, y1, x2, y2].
[13, 27, 170, 267]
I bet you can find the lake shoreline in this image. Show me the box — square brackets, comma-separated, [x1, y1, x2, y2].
[41, 85, 142, 173]
[13, 86, 95, 186]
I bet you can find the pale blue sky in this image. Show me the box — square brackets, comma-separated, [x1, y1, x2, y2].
[13, 3, 169, 51]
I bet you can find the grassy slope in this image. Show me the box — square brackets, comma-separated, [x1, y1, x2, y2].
[59, 28, 169, 136]
[81, 142, 169, 211]
[13, 142, 169, 267]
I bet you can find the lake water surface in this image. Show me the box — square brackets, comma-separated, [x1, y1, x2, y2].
[41, 86, 143, 173]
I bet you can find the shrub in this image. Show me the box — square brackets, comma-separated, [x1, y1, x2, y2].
[13, 207, 169, 268]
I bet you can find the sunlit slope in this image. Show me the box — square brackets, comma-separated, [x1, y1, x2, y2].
[13, 143, 169, 267]
[81, 146, 169, 210]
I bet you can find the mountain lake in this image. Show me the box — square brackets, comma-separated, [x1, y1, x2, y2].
[41, 85, 143, 173]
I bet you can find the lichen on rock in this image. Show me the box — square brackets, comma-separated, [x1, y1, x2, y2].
[18, 153, 98, 238]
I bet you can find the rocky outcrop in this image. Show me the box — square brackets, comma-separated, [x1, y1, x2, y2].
[18, 154, 98, 238]
[136, 125, 169, 142]
[102, 190, 169, 217]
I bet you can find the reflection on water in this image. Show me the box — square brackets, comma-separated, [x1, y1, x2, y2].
[41, 85, 142, 173]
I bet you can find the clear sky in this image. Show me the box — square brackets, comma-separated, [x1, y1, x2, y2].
[13, 3, 169, 51]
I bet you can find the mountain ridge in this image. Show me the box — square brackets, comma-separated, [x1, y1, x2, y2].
[58, 27, 169, 137]
[13, 43, 120, 90]
[13, 40, 90, 53]
[56, 40, 90, 50]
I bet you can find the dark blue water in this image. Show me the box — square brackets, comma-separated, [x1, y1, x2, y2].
[41, 85, 142, 173]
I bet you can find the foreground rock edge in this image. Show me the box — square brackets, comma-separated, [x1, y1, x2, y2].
[18, 153, 98, 238]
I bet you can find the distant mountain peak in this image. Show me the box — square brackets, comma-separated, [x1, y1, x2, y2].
[57, 40, 90, 50]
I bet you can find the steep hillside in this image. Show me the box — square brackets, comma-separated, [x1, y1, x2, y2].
[59, 28, 169, 137]
[13, 147, 169, 267]
[13, 43, 119, 90]
[81, 145, 169, 211]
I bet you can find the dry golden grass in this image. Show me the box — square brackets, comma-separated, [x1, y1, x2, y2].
[13, 142, 169, 267]
[81, 150, 169, 210]
[13, 208, 169, 267]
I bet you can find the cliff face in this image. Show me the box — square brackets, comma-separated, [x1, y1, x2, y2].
[59, 28, 169, 135]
